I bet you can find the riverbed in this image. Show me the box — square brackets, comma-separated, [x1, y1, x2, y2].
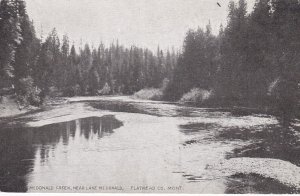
[0, 96, 299, 193]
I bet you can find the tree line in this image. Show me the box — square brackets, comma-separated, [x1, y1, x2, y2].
[0, 0, 177, 106]
[0, 0, 299, 123]
[164, 0, 300, 124]
[36, 30, 177, 97]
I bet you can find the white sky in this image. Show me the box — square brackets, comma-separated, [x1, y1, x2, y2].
[26, 0, 255, 51]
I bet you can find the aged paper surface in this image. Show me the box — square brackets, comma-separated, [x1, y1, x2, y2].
[0, 0, 299, 194]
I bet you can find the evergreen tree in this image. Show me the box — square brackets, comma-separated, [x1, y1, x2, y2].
[79, 44, 92, 94]
[269, 0, 300, 125]
[0, 0, 22, 86]
[34, 28, 60, 96]
[14, 0, 38, 81]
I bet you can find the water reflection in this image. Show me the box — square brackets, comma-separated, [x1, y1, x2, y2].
[0, 115, 123, 192]
[79, 116, 123, 140]
[89, 101, 228, 118]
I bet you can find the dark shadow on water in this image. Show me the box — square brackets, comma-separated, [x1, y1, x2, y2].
[179, 123, 220, 135]
[181, 172, 298, 193]
[90, 101, 158, 116]
[218, 125, 300, 166]
[0, 115, 123, 192]
[178, 122, 221, 146]
[225, 173, 298, 194]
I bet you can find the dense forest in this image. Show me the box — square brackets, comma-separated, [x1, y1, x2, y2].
[0, 0, 299, 124]
[0, 0, 177, 104]
[164, 0, 300, 124]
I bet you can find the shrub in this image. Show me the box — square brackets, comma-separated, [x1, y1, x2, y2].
[16, 77, 41, 107]
[133, 88, 163, 100]
[180, 88, 213, 104]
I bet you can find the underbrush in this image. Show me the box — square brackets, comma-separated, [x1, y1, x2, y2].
[133, 88, 163, 101]
[16, 77, 42, 107]
[179, 88, 213, 104]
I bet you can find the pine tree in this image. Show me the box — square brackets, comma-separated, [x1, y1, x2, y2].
[0, 0, 23, 86]
[14, 0, 38, 80]
[219, 0, 249, 102]
[79, 44, 92, 94]
[59, 34, 70, 89]
[269, 0, 300, 125]
[35, 28, 60, 96]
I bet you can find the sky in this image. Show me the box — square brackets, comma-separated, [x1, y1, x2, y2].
[26, 0, 255, 51]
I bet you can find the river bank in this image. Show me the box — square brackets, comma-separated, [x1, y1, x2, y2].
[0, 95, 71, 119]
[0, 96, 38, 118]
[1, 95, 299, 126]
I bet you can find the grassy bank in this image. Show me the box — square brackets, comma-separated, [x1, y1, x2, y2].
[0, 96, 38, 118]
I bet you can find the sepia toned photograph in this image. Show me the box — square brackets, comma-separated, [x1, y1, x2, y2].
[0, 0, 299, 194]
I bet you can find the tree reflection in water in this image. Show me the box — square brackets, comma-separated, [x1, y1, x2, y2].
[0, 115, 123, 192]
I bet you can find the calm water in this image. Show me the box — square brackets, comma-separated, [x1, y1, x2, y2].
[0, 96, 297, 193]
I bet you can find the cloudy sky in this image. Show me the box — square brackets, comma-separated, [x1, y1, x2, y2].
[26, 0, 255, 51]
